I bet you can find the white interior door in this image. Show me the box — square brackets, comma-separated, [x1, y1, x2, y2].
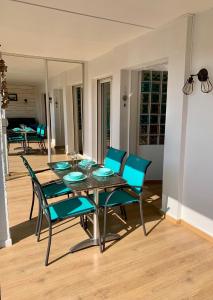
[54, 89, 65, 147]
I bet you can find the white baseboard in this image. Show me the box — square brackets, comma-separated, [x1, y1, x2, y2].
[0, 238, 12, 248]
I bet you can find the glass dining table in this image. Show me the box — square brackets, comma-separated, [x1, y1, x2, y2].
[48, 160, 126, 252]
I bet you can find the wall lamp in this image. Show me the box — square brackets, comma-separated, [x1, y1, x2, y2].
[182, 68, 213, 95]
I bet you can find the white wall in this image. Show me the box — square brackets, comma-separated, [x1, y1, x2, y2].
[84, 15, 192, 221]
[182, 9, 213, 236]
[6, 84, 39, 119]
[138, 145, 164, 180]
[0, 108, 11, 248]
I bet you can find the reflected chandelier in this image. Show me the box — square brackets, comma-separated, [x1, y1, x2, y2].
[0, 44, 9, 108]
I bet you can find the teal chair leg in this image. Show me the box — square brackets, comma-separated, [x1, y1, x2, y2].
[45, 221, 52, 266]
[35, 203, 42, 236]
[95, 210, 102, 253]
[37, 210, 43, 242]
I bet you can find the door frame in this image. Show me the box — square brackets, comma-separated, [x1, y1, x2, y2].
[72, 84, 83, 154]
[97, 77, 112, 163]
[53, 88, 65, 147]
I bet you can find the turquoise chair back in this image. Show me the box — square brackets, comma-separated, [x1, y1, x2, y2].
[32, 176, 49, 212]
[40, 125, 46, 138]
[122, 155, 151, 194]
[104, 147, 126, 174]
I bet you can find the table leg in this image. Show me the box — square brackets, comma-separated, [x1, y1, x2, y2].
[70, 188, 100, 253]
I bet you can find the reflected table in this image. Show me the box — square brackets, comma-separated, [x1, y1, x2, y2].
[11, 127, 36, 153]
[48, 160, 126, 252]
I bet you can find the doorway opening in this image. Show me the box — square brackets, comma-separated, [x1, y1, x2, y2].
[53, 89, 65, 152]
[97, 77, 112, 163]
[136, 65, 168, 210]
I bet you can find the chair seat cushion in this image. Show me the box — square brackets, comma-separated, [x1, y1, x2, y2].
[43, 181, 71, 198]
[8, 136, 25, 142]
[48, 196, 95, 221]
[98, 190, 139, 207]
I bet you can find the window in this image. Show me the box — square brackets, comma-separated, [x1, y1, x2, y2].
[139, 70, 168, 145]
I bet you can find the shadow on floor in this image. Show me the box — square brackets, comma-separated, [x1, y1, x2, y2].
[10, 202, 164, 247]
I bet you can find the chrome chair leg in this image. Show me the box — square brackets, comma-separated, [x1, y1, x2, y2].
[102, 206, 108, 251]
[29, 186, 35, 220]
[95, 210, 102, 253]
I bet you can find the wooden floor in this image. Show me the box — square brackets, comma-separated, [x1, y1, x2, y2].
[7, 143, 72, 177]
[1, 152, 213, 299]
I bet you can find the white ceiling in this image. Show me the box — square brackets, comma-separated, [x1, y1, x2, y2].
[1, 0, 213, 84]
[1, 0, 213, 61]
[4, 55, 81, 84]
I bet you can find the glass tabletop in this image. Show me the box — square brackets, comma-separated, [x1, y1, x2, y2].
[48, 160, 126, 192]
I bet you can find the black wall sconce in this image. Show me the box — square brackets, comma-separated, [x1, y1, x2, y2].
[182, 68, 213, 95]
[24, 98, 28, 104]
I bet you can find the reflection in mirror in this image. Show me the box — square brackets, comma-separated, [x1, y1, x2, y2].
[3, 55, 45, 175]
[47, 61, 83, 158]
[3, 55, 83, 176]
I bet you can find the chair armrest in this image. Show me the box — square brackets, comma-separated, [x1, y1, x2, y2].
[104, 184, 143, 206]
[41, 179, 63, 187]
[104, 185, 130, 206]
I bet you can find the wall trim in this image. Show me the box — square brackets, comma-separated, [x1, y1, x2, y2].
[166, 214, 213, 243]
[0, 238, 12, 248]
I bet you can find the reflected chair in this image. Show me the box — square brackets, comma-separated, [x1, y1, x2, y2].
[7, 130, 26, 152]
[20, 155, 72, 225]
[27, 124, 47, 152]
[98, 154, 151, 251]
[33, 176, 102, 266]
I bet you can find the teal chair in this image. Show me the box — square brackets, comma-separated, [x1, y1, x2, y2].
[104, 147, 126, 174]
[33, 176, 102, 266]
[84, 147, 127, 228]
[20, 156, 72, 230]
[98, 154, 151, 251]
[104, 147, 127, 219]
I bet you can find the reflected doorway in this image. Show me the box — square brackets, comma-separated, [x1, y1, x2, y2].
[73, 85, 83, 154]
[97, 77, 111, 163]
